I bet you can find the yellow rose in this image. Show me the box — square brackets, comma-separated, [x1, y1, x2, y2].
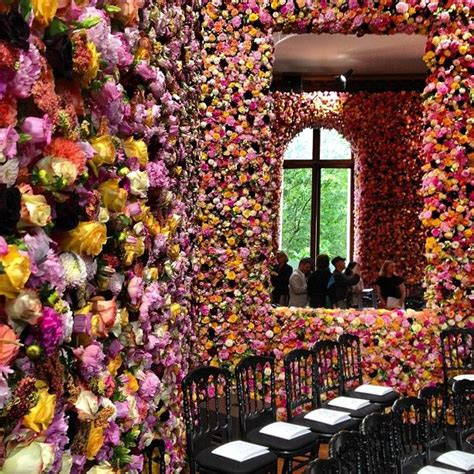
[0, 245, 31, 298]
[19, 191, 51, 228]
[98, 180, 128, 213]
[86, 424, 105, 460]
[90, 135, 116, 173]
[31, 0, 57, 24]
[122, 235, 145, 266]
[84, 42, 100, 85]
[59, 221, 107, 256]
[23, 381, 56, 433]
[122, 137, 148, 166]
[86, 463, 117, 474]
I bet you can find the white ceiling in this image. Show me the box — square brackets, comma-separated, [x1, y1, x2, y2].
[273, 33, 427, 76]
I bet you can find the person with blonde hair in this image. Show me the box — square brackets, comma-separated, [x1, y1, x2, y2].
[375, 260, 406, 309]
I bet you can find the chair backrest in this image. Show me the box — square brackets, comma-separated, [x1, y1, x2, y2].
[361, 412, 397, 473]
[392, 397, 428, 466]
[452, 378, 474, 450]
[284, 348, 317, 420]
[339, 334, 363, 391]
[312, 340, 343, 404]
[182, 366, 232, 473]
[236, 355, 276, 436]
[440, 328, 474, 382]
[309, 457, 340, 474]
[329, 430, 367, 473]
[144, 439, 166, 474]
[418, 384, 446, 446]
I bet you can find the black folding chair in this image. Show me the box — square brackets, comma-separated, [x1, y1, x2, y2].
[452, 378, 474, 451]
[182, 366, 277, 474]
[361, 412, 397, 473]
[392, 397, 428, 473]
[236, 355, 319, 473]
[418, 384, 448, 460]
[312, 340, 380, 420]
[339, 333, 399, 408]
[144, 439, 166, 474]
[440, 328, 473, 384]
[308, 457, 340, 474]
[284, 349, 358, 445]
[329, 430, 368, 473]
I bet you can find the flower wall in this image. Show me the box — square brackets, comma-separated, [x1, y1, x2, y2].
[272, 91, 425, 287]
[270, 307, 474, 416]
[0, 0, 200, 472]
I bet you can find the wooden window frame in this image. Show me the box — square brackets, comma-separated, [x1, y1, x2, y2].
[283, 128, 354, 262]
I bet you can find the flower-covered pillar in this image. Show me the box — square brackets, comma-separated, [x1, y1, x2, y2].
[422, 5, 474, 320]
[195, 1, 277, 364]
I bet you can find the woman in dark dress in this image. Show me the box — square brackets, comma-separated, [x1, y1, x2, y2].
[307, 254, 331, 308]
[270, 251, 293, 306]
[375, 260, 406, 309]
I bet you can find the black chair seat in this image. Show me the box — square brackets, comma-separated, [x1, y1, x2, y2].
[323, 400, 382, 418]
[347, 388, 400, 405]
[197, 446, 278, 474]
[246, 427, 319, 453]
[294, 413, 359, 434]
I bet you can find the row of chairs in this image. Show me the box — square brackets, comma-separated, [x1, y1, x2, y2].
[182, 327, 473, 474]
[311, 379, 474, 473]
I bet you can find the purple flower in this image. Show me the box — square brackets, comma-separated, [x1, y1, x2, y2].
[146, 161, 170, 188]
[0, 236, 8, 255]
[21, 115, 52, 145]
[11, 45, 41, 99]
[0, 126, 19, 158]
[36, 307, 64, 355]
[138, 371, 160, 400]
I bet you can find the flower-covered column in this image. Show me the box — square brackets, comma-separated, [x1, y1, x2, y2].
[422, 6, 474, 319]
[195, 1, 277, 364]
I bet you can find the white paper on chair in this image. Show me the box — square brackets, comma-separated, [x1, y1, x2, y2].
[212, 441, 270, 462]
[304, 408, 351, 425]
[436, 451, 474, 471]
[328, 396, 371, 410]
[453, 374, 474, 381]
[259, 422, 311, 440]
[354, 384, 395, 396]
[417, 466, 459, 473]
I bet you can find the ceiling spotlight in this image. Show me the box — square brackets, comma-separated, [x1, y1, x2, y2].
[338, 69, 354, 89]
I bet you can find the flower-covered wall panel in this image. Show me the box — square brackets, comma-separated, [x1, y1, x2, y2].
[0, 0, 201, 472]
[272, 91, 425, 287]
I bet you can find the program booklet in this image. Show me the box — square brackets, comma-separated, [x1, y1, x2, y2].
[212, 440, 269, 462]
[259, 422, 311, 440]
[436, 451, 474, 471]
[354, 384, 395, 396]
[304, 408, 351, 425]
[328, 396, 371, 410]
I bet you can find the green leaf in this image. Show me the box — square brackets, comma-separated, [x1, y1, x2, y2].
[18, 133, 32, 144]
[19, 0, 32, 20]
[50, 17, 68, 36]
[73, 16, 101, 29]
[104, 4, 122, 13]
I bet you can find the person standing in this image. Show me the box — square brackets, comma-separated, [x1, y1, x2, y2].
[288, 258, 312, 307]
[270, 251, 293, 306]
[345, 261, 364, 308]
[328, 256, 360, 309]
[307, 254, 332, 308]
[375, 260, 406, 309]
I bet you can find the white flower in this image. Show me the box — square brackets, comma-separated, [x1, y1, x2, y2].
[59, 252, 88, 288]
[86, 463, 116, 474]
[2, 442, 55, 474]
[0, 158, 19, 187]
[128, 170, 149, 197]
[74, 390, 99, 420]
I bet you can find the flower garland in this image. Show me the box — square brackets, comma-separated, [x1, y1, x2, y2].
[272, 91, 426, 287]
[0, 0, 201, 472]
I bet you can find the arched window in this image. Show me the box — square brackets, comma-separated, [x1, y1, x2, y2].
[281, 128, 353, 269]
